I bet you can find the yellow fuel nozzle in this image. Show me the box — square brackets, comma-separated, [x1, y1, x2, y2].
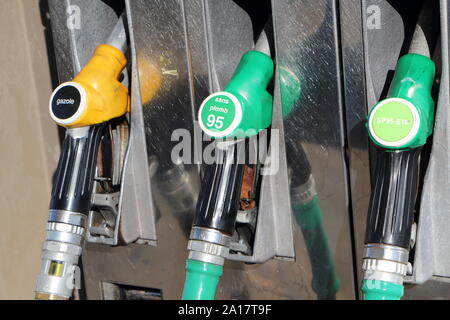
[49, 44, 130, 128]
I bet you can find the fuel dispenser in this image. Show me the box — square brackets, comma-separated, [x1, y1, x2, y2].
[182, 32, 275, 300]
[35, 16, 130, 300]
[362, 1, 438, 300]
[36, 0, 450, 300]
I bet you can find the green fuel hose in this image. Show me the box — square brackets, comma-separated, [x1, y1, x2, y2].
[293, 195, 340, 300]
[182, 260, 223, 300]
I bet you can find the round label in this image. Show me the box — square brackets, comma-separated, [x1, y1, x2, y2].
[49, 82, 87, 126]
[51, 84, 82, 120]
[198, 92, 242, 138]
[369, 98, 419, 148]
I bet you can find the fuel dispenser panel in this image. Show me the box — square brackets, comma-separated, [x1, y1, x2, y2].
[37, 0, 450, 300]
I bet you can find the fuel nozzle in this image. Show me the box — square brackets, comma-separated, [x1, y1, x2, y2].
[182, 31, 274, 300]
[35, 15, 129, 300]
[362, 2, 437, 300]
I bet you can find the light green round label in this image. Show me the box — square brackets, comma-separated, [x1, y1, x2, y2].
[371, 101, 415, 143]
[200, 94, 237, 134]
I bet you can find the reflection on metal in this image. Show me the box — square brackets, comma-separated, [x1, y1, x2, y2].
[273, 0, 356, 299]
[42, 0, 450, 300]
[46, 0, 156, 247]
[78, 0, 357, 300]
[339, 0, 371, 297]
[84, 0, 203, 299]
[47, 0, 122, 80]
[403, 0, 450, 298]
[46, 0, 357, 300]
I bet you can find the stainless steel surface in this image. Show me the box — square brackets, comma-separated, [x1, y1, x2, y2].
[49, 210, 86, 227]
[51, 0, 450, 300]
[405, 0, 450, 290]
[48, 0, 120, 79]
[188, 240, 228, 266]
[254, 31, 271, 56]
[362, 0, 405, 108]
[272, 0, 356, 299]
[117, 3, 157, 245]
[363, 258, 407, 284]
[84, 0, 202, 299]
[78, 0, 357, 300]
[364, 244, 409, 264]
[190, 227, 231, 246]
[35, 217, 84, 298]
[363, 243, 409, 285]
[86, 192, 120, 243]
[106, 14, 127, 53]
[339, 0, 371, 299]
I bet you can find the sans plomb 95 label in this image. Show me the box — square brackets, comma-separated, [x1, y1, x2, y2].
[198, 92, 242, 138]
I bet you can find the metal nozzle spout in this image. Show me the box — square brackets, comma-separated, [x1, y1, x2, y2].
[106, 13, 127, 53]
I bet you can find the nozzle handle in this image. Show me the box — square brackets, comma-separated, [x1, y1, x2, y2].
[50, 125, 106, 215]
[364, 148, 421, 248]
[193, 141, 245, 235]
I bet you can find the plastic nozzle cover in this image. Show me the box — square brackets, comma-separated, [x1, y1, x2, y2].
[364, 148, 421, 248]
[182, 260, 223, 300]
[367, 54, 435, 150]
[198, 51, 274, 139]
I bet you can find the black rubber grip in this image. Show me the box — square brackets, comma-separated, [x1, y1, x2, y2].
[364, 148, 422, 249]
[50, 124, 107, 214]
[193, 142, 246, 235]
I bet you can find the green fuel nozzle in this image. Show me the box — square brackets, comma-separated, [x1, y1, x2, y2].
[198, 50, 274, 139]
[362, 53, 436, 300]
[184, 36, 275, 300]
[367, 53, 435, 150]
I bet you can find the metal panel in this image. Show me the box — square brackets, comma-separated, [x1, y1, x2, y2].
[271, 0, 355, 299]
[83, 0, 201, 299]
[47, 0, 120, 80]
[356, 0, 450, 299]
[405, 0, 450, 291]
[81, 0, 357, 299]
[339, 0, 371, 298]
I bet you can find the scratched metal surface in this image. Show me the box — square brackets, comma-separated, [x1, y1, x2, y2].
[79, 0, 357, 300]
[47, 0, 120, 80]
[338, 0, 371, 298]
[271, 0, 356, 299]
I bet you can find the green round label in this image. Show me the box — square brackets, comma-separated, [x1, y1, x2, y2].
[200, 93, 239, 135]
[371, 101, 415, 143]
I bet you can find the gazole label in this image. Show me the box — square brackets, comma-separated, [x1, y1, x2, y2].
[368, 98, 420, 148]
[199, 92, 242, 138]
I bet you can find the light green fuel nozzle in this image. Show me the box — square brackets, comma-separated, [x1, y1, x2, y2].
[367, 53, 435, 150]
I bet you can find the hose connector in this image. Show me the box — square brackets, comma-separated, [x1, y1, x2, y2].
[362, 243, 409, 300]
[35, 210, 86, 300]
[187, 227, 230, 267]
[182, 227, 230, 300]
